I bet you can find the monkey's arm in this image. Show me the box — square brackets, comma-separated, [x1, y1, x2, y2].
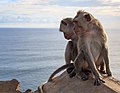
[65, 41, 73, 64]
[83, 44, 104, 85]
[48, 63, 74, 82]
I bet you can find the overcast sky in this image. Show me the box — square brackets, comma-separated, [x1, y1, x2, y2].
[0, 0, 120, 29]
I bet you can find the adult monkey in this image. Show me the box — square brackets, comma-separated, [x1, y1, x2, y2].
[48, 17, 106, 83]
[70, 10, 112, 85]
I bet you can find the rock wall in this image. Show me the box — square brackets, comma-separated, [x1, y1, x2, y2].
[0, 79, 20, 93]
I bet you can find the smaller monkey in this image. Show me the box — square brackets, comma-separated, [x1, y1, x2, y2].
[60, 18, 79, 75]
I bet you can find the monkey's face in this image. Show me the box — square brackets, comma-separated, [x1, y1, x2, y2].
[73, 10, 93, 32]
[73, 23, 83, 36]
[59, 18, 76, 40]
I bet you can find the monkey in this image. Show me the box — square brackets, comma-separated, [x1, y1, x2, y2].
[70, 10, 112, 85]
[48, 10, 112, 85]
[59, 18, 79, 74]
[48, 17, 107, 83]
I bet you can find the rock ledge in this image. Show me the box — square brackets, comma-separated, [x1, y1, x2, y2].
[0, 72, 120, 93]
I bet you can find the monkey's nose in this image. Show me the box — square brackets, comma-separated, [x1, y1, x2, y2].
[59, 28, 63, 32]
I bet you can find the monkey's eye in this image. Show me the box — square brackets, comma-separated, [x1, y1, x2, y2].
[61, 20, 67, 26]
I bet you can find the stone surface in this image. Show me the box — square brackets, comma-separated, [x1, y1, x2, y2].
[0, 79, 20, 93]
[0, 72, 120, 93]
[38, 71, 120, 93]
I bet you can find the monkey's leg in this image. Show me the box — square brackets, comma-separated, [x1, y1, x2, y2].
[102, 45, 112, 76]
[82, 68, 91, 75]
[69, 51, 88, 81]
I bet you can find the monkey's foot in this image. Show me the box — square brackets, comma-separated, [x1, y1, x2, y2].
[81, 74, 88, 81]
[94, 78, 105, 86]
[108, 73, 112, 77]
[107, 71, 112, 77]
[77, 73, 89, 81]
[67, 67, 74, 74]
[69, 72, 76, 78]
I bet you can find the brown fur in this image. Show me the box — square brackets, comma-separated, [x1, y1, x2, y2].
[72, 10, 112, 85]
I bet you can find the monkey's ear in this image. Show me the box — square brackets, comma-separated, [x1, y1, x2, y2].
[84, 14, 91, 22]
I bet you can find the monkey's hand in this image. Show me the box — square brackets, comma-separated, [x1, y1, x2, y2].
[69, 69, 76, 78]
[94, 77, 105, 86]
[67, 66, 76, 78]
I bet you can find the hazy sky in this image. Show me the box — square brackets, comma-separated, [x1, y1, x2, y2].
[0, 0, 120, 29]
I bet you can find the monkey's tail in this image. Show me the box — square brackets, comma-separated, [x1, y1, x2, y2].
[48, 63, 74, 82]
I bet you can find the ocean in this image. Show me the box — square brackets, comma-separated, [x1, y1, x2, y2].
[0, 28, 120, 91]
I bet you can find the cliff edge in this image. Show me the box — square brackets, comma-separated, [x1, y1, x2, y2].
[0, 72, 120, 93]
[38, 71, 120, 93]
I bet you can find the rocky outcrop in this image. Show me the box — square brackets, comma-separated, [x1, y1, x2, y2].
[0, 72, 120, 93]
[38, 71, 120, 93]
[0, 79, 20, 93]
